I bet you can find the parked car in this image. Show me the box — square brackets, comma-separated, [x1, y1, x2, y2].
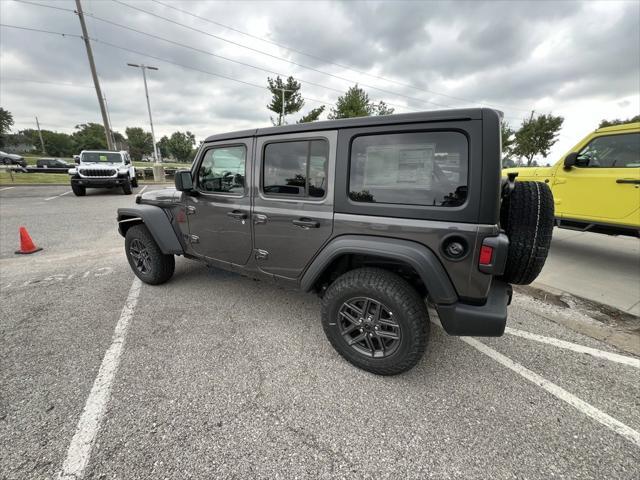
[117, 109, 554, 375]
[68, 150, 137, 196]
[504, 122, 640, 237]
[36, 158, 71, 168]
[0, 151, 27, 167]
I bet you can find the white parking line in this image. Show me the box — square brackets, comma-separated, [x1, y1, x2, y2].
[57, 277, 142, 480]
[45, 190, 72, 201]
[0, 186, 15, 192]
[139, 185, 148, 193]
[505, 327, 640, 368]
[461, 336, 640, 448]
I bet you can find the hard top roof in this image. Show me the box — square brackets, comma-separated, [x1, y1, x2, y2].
[204, 108, 494, 143]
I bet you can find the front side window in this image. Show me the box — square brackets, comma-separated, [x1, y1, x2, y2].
[197, 145, 246, 194]
[263, 139, 328, 198]
[349, 131, 468, 206]
[577, 133, 640, 168]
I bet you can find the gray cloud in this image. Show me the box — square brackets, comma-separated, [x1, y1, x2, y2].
[0, 0, 638, 154]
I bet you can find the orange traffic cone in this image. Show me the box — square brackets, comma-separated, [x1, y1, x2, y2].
[15, 226, 42, 255]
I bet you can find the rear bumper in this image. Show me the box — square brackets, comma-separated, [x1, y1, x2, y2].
[71, 177, 126, 188]
[435, 280, 512, 336]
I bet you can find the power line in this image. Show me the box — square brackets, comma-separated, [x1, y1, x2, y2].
[13, 0, 531, 116]
[0, 23, 335, 109]
[0, 77, 94, 88]
[112, 0, 456, 109]
[9, 1, 416, 113]
[151, 0, 531, 113]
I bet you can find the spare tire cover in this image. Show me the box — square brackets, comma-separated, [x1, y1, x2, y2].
[500, 181, 554, 285]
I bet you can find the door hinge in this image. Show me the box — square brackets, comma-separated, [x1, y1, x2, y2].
[255, 249, 269, 260]
[189, 234, 200, 244]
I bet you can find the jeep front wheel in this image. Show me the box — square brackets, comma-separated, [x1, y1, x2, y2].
[71, 183, 86, 196]
[122, 178, 133, 195]
[131, 175, 138, 188]
[125, 224, 175, 285]
[321, 268, 429, 375]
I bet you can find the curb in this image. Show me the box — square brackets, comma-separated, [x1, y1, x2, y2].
[515, 284, 640, 357]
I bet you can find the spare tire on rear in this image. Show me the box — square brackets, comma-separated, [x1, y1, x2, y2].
[500, 181, 554, 285]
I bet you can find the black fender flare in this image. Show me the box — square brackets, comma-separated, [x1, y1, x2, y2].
[117, 205, 183, 255]
[300, 235, 458, 305]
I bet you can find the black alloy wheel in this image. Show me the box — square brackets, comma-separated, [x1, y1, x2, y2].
[338, 297, 401, 358]
[129, 238, 152, 274]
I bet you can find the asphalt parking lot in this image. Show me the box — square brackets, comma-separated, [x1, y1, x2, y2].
[1, 185, 639, 479]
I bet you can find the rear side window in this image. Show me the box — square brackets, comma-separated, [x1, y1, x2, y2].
[263, 139, 329, 198]
[197, 145, 246, 194]
[349, 131, 468, 207]
[577, 133, 640, 168]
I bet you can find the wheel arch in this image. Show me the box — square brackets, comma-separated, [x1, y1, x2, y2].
[117, 205, 184, 255]
[300, 235, 458, 304]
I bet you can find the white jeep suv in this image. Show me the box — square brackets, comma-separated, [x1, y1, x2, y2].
[69, 150, 137, 196]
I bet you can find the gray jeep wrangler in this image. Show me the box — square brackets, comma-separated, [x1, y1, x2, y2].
[117, 109, 554, 375]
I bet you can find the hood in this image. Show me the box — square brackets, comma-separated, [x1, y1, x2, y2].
[79, 162, 123, 168]
[138, 187, 181, 206]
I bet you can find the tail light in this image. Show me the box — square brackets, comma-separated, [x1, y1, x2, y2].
[479, 245, 494, 266]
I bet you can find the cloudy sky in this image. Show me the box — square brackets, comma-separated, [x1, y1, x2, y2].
[1, 0, 638, 162]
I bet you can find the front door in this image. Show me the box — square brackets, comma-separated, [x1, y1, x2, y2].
[187, 139, 253, 266]
[553, 132, 640, 225]
[252, 131, 336, 279]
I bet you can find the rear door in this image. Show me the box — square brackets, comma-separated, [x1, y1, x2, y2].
[553, 132, 640, 225]
[186, 139, 253, 266]
[252, 131, 336, 279]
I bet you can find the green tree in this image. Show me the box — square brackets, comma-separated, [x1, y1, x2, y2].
[501, 121, 515, 160]
[125, 127, 153, 160]
[71, 123, 108, 151]
[21, 129, 75, 157]
[157, 135, 171, 159]
[298, 106, 325, 124]
[0, 107, 15, 148]
[598, 115, 640, 128]
[167, 131, 196, 162]
[513, 113, 564, 166]
[267, 76, 304, 126]
[328, 85, 394, 119]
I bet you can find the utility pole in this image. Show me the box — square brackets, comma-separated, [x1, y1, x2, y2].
[128, 63, 162, 180]
[75, 0, 113, 150]
[103, 94, 116, 149]
[35, 116, 46, 155]
[280, 88, 294, 126]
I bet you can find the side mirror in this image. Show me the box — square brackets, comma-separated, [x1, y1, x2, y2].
[74, 156, 80, 165]
[175, 169, 194, 191]
[563, 152, 578, 169]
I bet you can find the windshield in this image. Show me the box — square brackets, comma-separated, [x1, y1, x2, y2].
[81, 152, 123, 164]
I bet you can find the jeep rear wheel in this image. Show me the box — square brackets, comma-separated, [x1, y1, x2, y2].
[500, 181, 554, 285]
[125, 224, 175, 285]
[71, 183, 86, 196]
[321, 268, 429, 375]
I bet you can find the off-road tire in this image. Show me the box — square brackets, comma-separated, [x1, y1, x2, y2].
[125, 224, 175, 285]
[131, 176, 138, 188]
[500, 181, 554, 285]
[122, 179, 133, 195]
[71, 183, 86, 196]
[321, 268, 429, 375]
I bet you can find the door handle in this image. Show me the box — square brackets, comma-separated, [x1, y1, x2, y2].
[227, 210, 248, 220]
[616, 179, 640, 184]
[254, 214, 268, 224]
[292, 218, 320, 229]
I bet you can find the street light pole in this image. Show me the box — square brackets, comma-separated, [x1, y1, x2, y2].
[280, 88, 294, 126]
[128, 63, 162, 180]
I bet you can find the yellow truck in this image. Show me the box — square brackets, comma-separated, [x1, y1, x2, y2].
[504, 122, 640, 237]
